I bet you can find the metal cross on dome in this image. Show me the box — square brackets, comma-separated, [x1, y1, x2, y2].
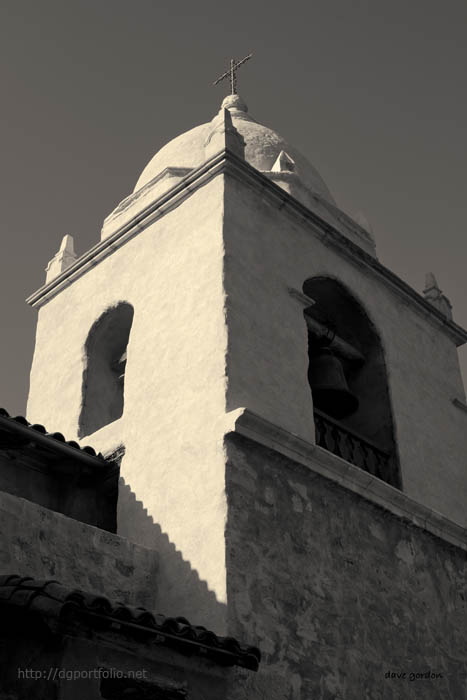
[212, 53, 253, 95]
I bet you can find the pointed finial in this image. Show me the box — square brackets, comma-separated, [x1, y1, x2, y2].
[424, 272, 439, 292]
[272, 150, 296, 173]
[45, 234, 77, 283]
[350, 211, 377, 249]
[58, 234, 75, 256]
[423, 272, 453, 319]
[354, 211, 374, 235]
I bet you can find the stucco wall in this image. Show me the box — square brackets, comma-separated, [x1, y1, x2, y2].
[225, 433, 467, 700]
[0, 490, 158, 608]
[223, 172, 467, 526]
[27, 177, 231, 630]
[26, 162, 467, 645]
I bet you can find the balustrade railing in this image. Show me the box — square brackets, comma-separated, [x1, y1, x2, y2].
[314, 409, 397, 486]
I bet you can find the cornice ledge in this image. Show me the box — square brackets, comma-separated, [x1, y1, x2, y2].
[24, 150, 467, 345]
[220, 157, 467, 346]
[25, 151, 230, 308]
[110, 166, 194, 218]
[221, 157, 467, 346]
[227, 407, 467, 552]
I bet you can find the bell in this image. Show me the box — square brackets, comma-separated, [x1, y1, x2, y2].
[308, 347, 359, 419]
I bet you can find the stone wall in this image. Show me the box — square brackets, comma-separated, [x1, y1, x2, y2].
[26, 157, 467, 653]
[0, 490, 158, 608]
[225, 433, 467, 700]
[223, 172, 467, 527]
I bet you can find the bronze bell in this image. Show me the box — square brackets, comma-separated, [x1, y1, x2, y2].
[308, 347, 359, 419]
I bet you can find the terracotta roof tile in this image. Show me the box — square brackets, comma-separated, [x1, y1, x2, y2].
[0, 575, 260, 671]
[0, 407, 104, 460]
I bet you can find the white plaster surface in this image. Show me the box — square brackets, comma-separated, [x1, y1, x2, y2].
[28, 177, 231, 631]
[27, 131, 467, 641]
[101, 167, 192, 241]
[133, 95, 335, 205]
[222, 172, 467, 527]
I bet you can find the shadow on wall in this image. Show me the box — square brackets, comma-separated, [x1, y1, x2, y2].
[304, 276, 401, 488]
[117, 478, 226, 634]
[79, 303, 134, 438]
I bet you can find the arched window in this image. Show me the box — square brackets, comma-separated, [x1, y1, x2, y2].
[303, 277, 401, 488]
[79, 303, 134, 437]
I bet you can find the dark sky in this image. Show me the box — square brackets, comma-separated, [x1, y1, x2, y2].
[1, 0, 466, 416]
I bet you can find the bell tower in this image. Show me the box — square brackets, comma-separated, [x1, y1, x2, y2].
[26, 88, 467, 660]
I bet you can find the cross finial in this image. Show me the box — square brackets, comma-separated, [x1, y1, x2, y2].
[212, 53, 253, 95]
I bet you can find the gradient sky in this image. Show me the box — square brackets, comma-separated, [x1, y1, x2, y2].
[1, 0, 466, 416]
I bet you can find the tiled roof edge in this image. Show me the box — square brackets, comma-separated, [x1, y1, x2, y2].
[0, 407, 104, 462]
[0, 575, 260, 672]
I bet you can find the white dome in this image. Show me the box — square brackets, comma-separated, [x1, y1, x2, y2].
[134, 95, 335, 205]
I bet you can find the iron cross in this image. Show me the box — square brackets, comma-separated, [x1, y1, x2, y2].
[212, 54, 253, 95]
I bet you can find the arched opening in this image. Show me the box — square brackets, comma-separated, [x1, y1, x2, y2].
[303, 277, 400, 488]
[79, 303, 134, 438]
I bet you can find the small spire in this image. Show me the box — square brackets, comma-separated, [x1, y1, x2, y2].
[45, 234, 77, 284]
[354, 211, 373, 235]
[58, 234, 75, 256]
[352, 211, 376, 247]
[272, 150, 296, 173]
[424, 272, 439, 292]
[423, 272, 453, 319]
